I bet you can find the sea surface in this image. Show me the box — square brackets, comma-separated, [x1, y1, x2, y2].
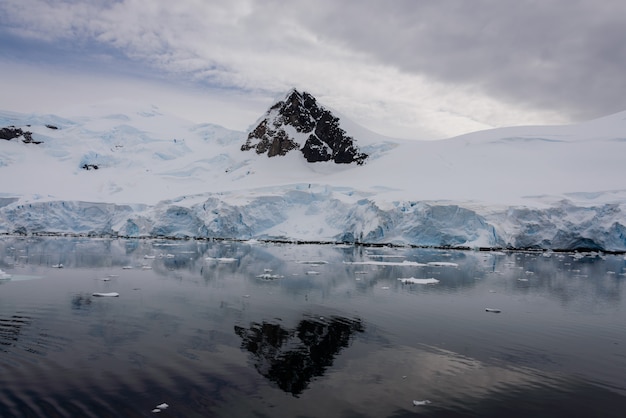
[0, 237, 625, 417]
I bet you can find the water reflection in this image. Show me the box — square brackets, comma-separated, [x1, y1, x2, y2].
[0, 236, 625, 416]
[235, 315, 364, 396]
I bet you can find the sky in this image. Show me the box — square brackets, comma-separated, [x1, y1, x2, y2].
[1, 0, 625, 140]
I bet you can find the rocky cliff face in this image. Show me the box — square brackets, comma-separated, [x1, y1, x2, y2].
[241, 89, 368, 164]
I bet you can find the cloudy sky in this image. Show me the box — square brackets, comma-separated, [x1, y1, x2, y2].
[1, 0, 625, 139]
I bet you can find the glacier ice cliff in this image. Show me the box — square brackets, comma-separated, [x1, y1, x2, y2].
[1, 190, 624, 252]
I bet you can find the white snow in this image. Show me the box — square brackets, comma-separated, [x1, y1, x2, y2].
[2, 95, 626, 251]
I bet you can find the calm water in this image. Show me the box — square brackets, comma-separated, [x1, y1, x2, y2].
[0, 237, 625, 417]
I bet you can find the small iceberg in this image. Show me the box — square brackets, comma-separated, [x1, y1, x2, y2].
[0, 269, 12, 280]
[51, 264, 64, 268]
[297, 260, 329, 265]
[152, 403, 169, 412]
[398, 277, 439, 285]
[344, 260, 427, 267]
[92, 292, 120, 297]
[485, 308, 501, 313]
[427, 262, 458, 267]
[256, 273, 284, 280]
[205, 257, 237, 263]
[413, 400, 431, 406]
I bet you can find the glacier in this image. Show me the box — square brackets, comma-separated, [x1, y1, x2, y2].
[1, 187, 625, 251]
[1, 95, 626, 252]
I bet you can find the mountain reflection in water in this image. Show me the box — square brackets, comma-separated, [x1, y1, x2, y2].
[235, 315, 364, 396]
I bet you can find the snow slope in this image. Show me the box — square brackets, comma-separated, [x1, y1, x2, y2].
[1, 96, 626, 251]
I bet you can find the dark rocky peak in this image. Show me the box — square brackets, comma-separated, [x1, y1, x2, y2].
[241, 89, 368, 165]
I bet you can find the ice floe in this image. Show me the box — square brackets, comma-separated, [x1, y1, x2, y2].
[344, 260, 427, 267]
[426, 261, 458, 267]
[256, 273, 284, 280]
[92, 292, 120, 297]
[485, 308, 501, 313]
[205, 257, 237, 263]
[151, 402, 169, 413]
[398, 277, 440, 285]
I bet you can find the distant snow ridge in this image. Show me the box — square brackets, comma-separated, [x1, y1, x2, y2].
[241, 89, 368, 164]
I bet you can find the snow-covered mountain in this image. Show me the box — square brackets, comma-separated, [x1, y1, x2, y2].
[1, 91, 626, 251]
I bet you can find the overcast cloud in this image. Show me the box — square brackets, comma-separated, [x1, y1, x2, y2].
[1, 0, 625, 139]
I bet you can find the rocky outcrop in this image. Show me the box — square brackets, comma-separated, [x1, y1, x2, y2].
[241, 89, 368, 164]
[0, 126, 41, 144]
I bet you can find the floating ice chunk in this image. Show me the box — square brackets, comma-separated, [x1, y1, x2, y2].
[122, 266, 133, 269]
[381, 286, 390, 289]
[205, 257, 237, 263]
[0, 269, 12, 280]
[52, 264, 64, 268]
[517, 278, 529, 282]
[344, 260, 427, 267]
[92, 292, 120, 297]
[485, 308, 501, 313]
[398, 277, 439, 285]
[297, 260, 329, 265]
[256, 273, 284, 280]
[151, 409, 161, 413]
[427, 262, 458, 267]
[144, 255, 156, 259]
[156, 403, 169, 410]
[306, 271, 320, 275]
[413, 400, 431, 406]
